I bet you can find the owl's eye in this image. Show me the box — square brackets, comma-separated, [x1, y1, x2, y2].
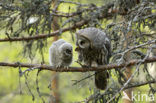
[66, 49, 72, 54]
[80, 40, 85, 45]
[78, 39, 90, 49]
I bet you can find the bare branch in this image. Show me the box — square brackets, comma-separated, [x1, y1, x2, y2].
[0, 56, 156, 72]
[125, 80, 156, 89]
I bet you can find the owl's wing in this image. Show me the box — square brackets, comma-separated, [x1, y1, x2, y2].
[104, 37, 111, 63]
[49, 44, 57, 66]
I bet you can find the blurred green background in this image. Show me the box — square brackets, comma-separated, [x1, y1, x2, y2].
[0, 0, 155, 103]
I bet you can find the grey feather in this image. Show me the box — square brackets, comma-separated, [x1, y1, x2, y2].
[75, 27, 111, 90]
[49, 39, 73, 68]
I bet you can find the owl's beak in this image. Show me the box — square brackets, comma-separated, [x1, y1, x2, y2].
[75, 47, 80, 51]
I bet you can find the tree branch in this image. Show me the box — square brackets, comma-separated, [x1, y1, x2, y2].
[125, 80, 156, 89]
[0, 56, 156, 72]
[0, 19, 87, 42]
[0, 3, 114, 42]
[77, 80, 156, 103]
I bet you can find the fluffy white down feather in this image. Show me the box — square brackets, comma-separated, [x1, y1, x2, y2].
[49, 39, 73, 68]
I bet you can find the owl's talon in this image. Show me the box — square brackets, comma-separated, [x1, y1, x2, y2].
[65, 66, 69, 69]
[56, 65, 61, 69]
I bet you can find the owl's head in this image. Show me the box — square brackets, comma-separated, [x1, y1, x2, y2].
[76, 28, 96, 50]
[59, 43, 73, 57]
[75, 27, 109, 51]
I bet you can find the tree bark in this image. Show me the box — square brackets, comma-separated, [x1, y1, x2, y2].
[50, 0, 60, 103]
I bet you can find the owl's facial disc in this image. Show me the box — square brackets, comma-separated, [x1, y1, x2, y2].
[64, 48, 72, 57]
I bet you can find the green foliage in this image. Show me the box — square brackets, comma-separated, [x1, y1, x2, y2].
[0, 0, 156, 103]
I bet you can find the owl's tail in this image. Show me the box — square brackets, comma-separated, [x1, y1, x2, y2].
[95, 71, 109, 90]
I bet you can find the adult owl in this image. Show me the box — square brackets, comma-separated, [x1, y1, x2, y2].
[75, 27, 111, 90]
[49, 39, 73, 68]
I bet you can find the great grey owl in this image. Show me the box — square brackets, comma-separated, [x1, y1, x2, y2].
[75, 27, 111, 90]
[49, 39, 73, 68]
